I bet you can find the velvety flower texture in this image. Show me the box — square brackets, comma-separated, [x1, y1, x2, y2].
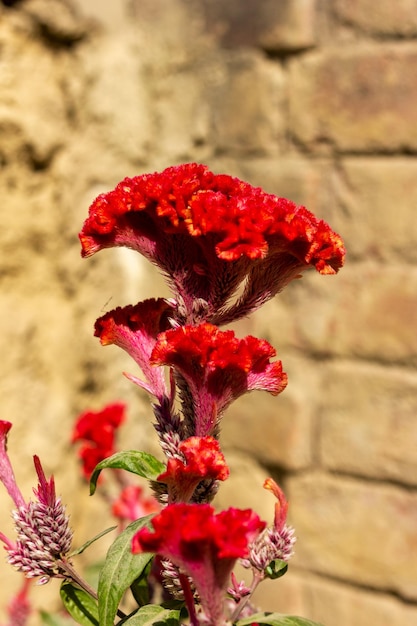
[132, 503, 265, 625]
[72, 402, 126, 479]
[151, 323, 287, 436]
[95, 299, 173, 401]
[157, 436, 229, 503]
[80, 163, 345, 326]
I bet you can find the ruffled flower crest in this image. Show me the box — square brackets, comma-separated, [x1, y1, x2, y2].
[80, 163, 345, 326]
[157, 436, 229, 503]
[151, 323, 288, 437]
[132, 503, 265, 626]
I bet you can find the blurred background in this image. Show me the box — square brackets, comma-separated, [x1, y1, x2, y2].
[0, 0, 416, 624]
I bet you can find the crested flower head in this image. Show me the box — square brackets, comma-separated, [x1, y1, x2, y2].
[72, 402, 126, 479]
[151, 323, 287, 436]
[80, 164, 345, 325]
[132, 503, 265, 624]
[157, 436, 229, 503]
[94, 299, 173, 401]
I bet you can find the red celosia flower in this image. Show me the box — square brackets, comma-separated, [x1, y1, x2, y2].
[151, 323, 287, 436]
[79, 164, 345, 325]
[111, 485, 160, 523]
[132, 503, 265, 624]
[72, 402, 126, 479]
[95, 299, 173, 401]
[157, 436, 229, 503]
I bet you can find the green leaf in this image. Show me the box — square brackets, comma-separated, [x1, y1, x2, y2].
[119, 604, 180, 626]
[69, 526, 117, 556]
[90, 451, 165, 495]
[40, 610, 74, 626]
[60, 582, 99, 626]
[98, 516, 154, 626]
[264, 559, 288, 580]
[237, 613, 325, 626]
[130, 559, 153, 607]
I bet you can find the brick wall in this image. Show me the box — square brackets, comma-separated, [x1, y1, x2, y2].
[0, 1, 416, 624]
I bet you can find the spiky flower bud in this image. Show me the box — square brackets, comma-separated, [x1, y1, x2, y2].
[7, 456, 73, 583]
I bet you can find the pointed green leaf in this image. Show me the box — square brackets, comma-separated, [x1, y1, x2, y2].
[69, 526, 117, 556]
[98, 516, 154, 626]
[90, 451, 165, 495]
[119, 604, 180, 626]
[237, 613, 324, 626]
[60, 582, 99, 626]
[130, 559, 153, 607]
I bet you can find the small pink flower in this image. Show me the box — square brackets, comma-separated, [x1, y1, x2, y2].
[151, 323, 287, 436]
[157, 436, 229, 503]
[1, 578, 31, 626]
[111, 485, 159, 523]
[132, 503, 265, 625]
[72, 402, 126, 479]
[243, 479, 296, 573]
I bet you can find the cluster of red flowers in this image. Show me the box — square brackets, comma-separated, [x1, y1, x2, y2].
[76, 164, 345, 624]
[71, 403, 125, 479]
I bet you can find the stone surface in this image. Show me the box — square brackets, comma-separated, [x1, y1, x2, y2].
[290, 44, 417, 152]
[201, 0, 317, 52]
[335, 0, 417, 36]
[207, 50, 286, 155]
[326, 157, 417, 263]
[319, 361, 417, 485]
[222, 355, 317, 470]
[273, 263, 417, 364]
[288, 473, 417, 600]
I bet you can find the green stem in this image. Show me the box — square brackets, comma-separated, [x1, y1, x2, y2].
[57, 558, 127, 621]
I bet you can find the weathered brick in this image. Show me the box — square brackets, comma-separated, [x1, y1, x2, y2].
[207, 50, 286, 155]
[270, 263, 417, 364]
[222, 355, 318, 470]
[288, 473, 417, 600]
[200, 0, 317, 52]
[325, 158, 417, 263]
[290, 44, 417, 152]
[335, 0, 417, 37]
[319, 361, 417, 485]
[302, 573, 417, 626]
[254, 571, 417, 626]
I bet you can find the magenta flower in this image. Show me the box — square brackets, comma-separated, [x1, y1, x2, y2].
[132, 503, 265, 625]
[157, 436, 229, 503]
[6, 456, 73, 583]
[151, 323, 287, 436]
[79, 163, 345, 325]
[0, 423, 73, 584]
[0, 421, 25, 510]
[94, 298, 173, 401]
